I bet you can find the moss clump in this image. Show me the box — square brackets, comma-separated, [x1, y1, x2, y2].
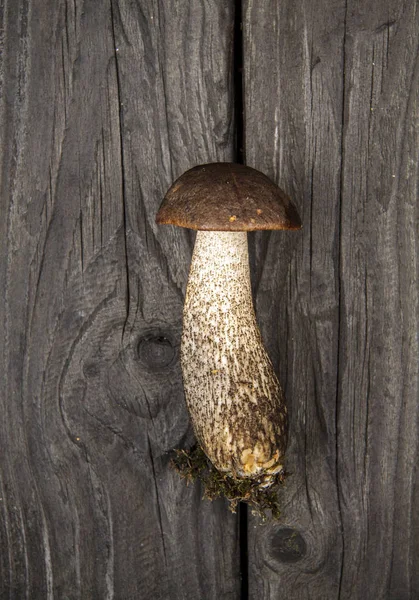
[171, 445, 286, 521]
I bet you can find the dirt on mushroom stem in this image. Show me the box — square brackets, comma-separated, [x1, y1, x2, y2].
[177, 231, 288, 518]
[171, 445, 286, 520]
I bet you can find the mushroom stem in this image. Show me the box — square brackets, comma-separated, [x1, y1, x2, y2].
[181, 231, 287, 487]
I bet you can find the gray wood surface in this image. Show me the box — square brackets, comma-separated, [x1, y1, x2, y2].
[244, 0, 419, 599]
[1, 0, 418, 598]
[0, 1, 239, 598]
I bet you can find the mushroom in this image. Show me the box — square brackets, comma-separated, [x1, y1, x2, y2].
[156, 163, 301, 493]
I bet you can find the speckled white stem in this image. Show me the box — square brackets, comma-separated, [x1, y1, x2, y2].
[181, 231, 287, 484]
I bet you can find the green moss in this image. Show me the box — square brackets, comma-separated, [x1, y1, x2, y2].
[171, 445, 286, 521]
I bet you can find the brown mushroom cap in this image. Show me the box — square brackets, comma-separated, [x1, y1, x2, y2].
[156, 163, 302, 231]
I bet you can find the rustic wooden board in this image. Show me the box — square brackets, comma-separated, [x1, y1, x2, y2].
[244, 0, 418, 598]
[0, 1, 240, 598]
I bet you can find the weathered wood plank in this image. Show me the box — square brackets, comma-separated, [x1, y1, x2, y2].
[244, 0, 346, 596]
[244, 0, 418, 598]
[0, 1, 239, 598]
[336, 2, 419, 597]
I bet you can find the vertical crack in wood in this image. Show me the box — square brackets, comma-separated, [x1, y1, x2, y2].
[109, 0, 130, 342]
[234, 0, 245, 165]
[239, 502, 249, 600]
[336, 1, 349, 597]
[234, 2, 249, 599]
[155, 0, 174, 183]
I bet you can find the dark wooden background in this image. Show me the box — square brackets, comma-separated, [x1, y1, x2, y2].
[1, 1, 417, 598]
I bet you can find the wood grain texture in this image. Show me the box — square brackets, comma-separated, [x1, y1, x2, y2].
[0, 1, 239, 598]
[244, 0, 418, 598]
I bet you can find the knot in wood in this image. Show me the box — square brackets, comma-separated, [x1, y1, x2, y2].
[138, 333, 176, 371]
[270, 527, 307, 563]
